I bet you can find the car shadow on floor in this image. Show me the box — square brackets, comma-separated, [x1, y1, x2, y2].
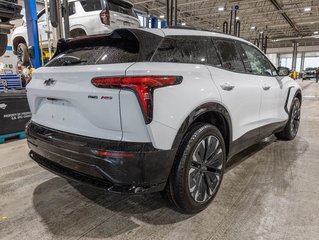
[225, 136, 276, 172]
[32, 178, 191, 238]
[32, 135, 307, 239]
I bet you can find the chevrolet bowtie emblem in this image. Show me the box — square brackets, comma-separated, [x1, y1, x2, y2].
[43, 78, 56, 86]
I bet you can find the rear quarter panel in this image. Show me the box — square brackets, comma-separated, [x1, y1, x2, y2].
[125, 63, 222, 150]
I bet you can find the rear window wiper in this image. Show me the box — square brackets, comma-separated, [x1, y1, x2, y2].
[60, 56, 87, 66]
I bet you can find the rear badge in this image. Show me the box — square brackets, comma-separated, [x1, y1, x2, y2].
[88, 95, 98, 99]
[88, 96, 113, 100]
[101, 96, 113, 100]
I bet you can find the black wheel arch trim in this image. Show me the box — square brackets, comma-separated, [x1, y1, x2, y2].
[171, 102, 232, 157]
[285, 87, 302, 114]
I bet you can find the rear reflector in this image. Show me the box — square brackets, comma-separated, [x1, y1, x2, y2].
[91, 76, 182, 124]
[94, 150, 135, 158]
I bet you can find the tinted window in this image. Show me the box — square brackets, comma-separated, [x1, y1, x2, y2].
[108, 0, 136, 17]
[207, 42, 222, 67]
[46, 30, 139, 66]
[152, 36, 208, 64]
[240, 43, 274, 76]
[69, 2, 76, 16]
[80, 0, 102, 12]
[214, 39, 245, 72]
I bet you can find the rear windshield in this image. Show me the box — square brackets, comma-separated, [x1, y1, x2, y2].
[108, 0, 136, 17]
[46, 29, 162, 67]
[46, 30, 139, 67]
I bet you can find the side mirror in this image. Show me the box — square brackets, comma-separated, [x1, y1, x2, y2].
[277, 67, 290, 77]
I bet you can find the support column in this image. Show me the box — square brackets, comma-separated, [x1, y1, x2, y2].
[300, 52, 305, 71]
[277, 54, 281, 68]
[24, 0, 41, 68]
[62, 0, 70, 38]
[166, 0, 170, 27]
[291, 41, 298, 71]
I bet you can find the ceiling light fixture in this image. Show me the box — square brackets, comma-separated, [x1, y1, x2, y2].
[304, 7, 311, 12]
[218, 7, 224, 11]
[251, 26, 256, 30]
[314, 31, 319, 34]
[181, 22, 186, 26]
[159, 15, 165, 19]
[236, 16, 240, 20]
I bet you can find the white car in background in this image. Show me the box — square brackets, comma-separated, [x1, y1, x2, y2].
[11, 0, 140, 64]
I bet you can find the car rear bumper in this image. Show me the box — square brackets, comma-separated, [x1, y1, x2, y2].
[27, 122, 177, 194]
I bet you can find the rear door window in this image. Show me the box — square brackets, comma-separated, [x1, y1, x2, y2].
[214, 39, 246, 73]
[107, 0, 136, 17]
[80, 0, 102, 12]
[151, 36, 208, 64]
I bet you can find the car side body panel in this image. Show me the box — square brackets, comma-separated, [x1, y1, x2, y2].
[125, 62, 222, 150]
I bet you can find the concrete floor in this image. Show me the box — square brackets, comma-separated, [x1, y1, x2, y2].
[1, 80, 319, 240]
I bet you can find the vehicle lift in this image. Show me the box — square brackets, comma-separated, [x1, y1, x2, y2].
[24, 0, 69, 69]
[24, 0, 41, 68]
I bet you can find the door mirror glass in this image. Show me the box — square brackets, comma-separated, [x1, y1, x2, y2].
[277, 67, 290, 76]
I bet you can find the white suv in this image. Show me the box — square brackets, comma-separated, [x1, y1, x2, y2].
[26, 28, 302, 213]
[12, 0, 139, 61]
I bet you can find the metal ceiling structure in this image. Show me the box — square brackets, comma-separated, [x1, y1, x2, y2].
[132, 0, 319, 43]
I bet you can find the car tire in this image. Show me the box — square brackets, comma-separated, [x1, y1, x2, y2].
[162, 123, 226, 214]
[17, 43, 30, 66]
[275, 97, 301, 140]
[0, 34, 8, 56]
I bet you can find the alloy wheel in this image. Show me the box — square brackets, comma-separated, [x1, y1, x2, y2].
[290, 100, 301, 137]
[188, 135, 223, 203]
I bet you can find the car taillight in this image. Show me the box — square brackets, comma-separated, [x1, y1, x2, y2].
[91, 76, 183, 124]
[100, 9, 110, 25]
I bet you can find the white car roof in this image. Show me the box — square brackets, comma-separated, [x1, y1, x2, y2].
[138, 27, 254, 46]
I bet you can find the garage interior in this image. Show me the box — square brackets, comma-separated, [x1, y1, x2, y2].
[1, 0, 319, 239]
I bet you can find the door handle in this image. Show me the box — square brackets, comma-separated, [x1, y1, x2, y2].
[220, 82, 235, 91]
[262, 84, 271, 91]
